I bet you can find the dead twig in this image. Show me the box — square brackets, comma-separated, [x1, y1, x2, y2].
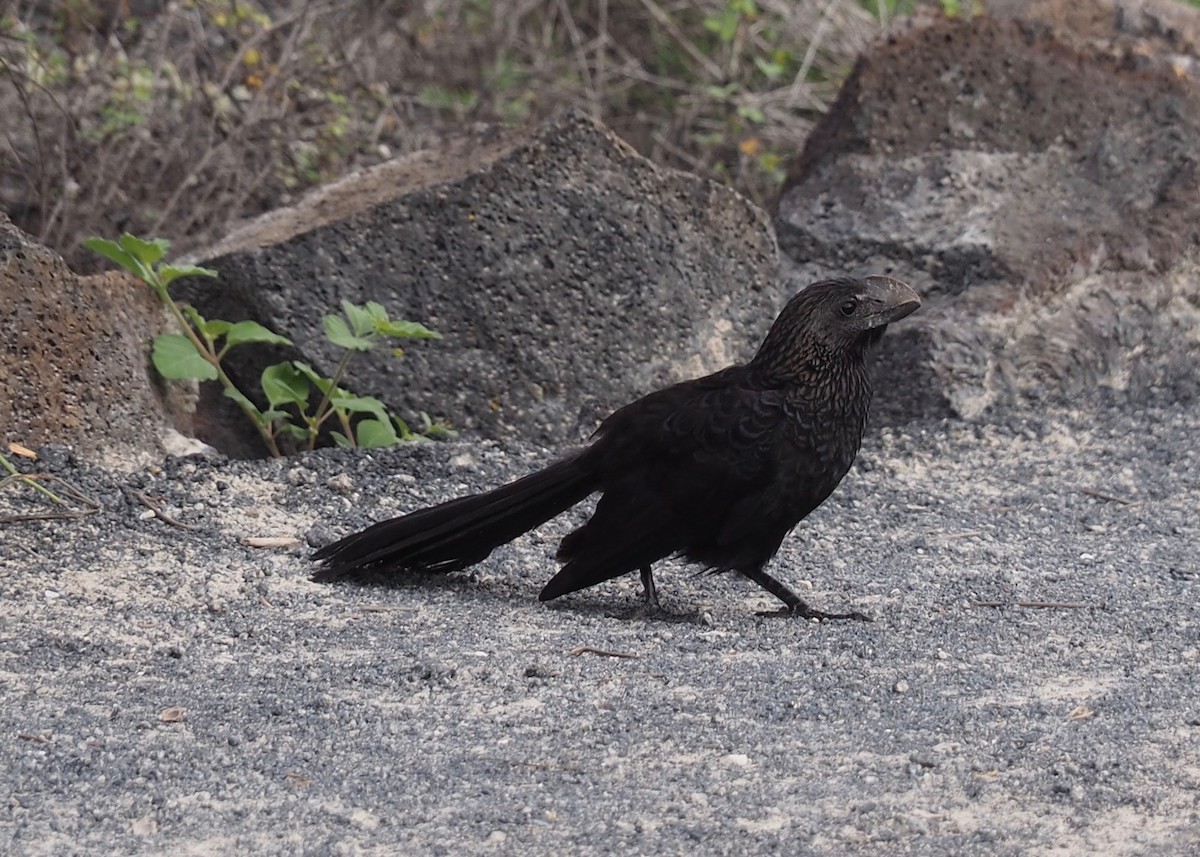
[635, 0, 724, 81]
[17, 732, 54, 745]
[0, 470, 63, 506]
[971, 600, 1095, 610]
[130, 490, 200, 531]
[568, 645, 640, 659]
[244, 536, 301, 549]
[0, 469, 101, 524]
[354, 604, 418, 614]
[1081, 488, 1139, 506]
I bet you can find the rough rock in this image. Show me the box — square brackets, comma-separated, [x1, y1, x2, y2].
[187, 110, 781, 451]
[778, 0, 1200, 420]
[0, 214, 189, 467]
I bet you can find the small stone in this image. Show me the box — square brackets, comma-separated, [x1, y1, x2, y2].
[909, 750, 936, 768]
[893, 679, 909, 694]
[287, 468, 315, 486]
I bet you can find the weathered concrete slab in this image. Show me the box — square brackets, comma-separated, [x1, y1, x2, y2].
[778, 0, 1200, 420]
[0, 214, 190, 467]
[190, 110, 781, 451]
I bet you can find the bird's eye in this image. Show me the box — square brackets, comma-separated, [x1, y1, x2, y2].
[839, 298, 858, 317]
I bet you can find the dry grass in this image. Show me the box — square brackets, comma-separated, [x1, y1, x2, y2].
[1, 0, 886, 272]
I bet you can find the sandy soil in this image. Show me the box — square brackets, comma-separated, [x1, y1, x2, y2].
[2, 402, 1198, 855]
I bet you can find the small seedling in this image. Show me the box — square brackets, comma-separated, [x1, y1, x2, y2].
[83, 232, 450, 457]
[260, 300, 448, 451]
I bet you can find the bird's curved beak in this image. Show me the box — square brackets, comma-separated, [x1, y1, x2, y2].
[862, 276, 921, 327]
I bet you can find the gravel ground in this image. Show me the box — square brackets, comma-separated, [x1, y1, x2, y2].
[2, 402, 1198, 855]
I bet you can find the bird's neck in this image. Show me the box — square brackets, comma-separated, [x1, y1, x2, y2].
[751, 339, 876, 440]
[751, 339, 873, 390]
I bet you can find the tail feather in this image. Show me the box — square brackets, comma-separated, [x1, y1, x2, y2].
[313, 456, 597, 581]
[539, 492, 683, 601]
[538, 526, 670, 601]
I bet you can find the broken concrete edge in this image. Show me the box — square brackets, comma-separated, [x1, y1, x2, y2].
[790, 6, 1200, 189]
[0, 214, 190, 469]
[175, 108, 784, 452]
[775, 2, 1200, 420]
[187, 109, 765, 264]
[3, 110, 787, 466]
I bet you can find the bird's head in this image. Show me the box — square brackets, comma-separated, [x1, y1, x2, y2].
[751, 276, 921, 377]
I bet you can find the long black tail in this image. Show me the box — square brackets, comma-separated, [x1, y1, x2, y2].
[312, 455, 598, 581]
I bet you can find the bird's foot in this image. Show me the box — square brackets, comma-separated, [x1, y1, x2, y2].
[626, 565, 686, 620]
[739, 568, 870, 622]
[757, 603, 873, 622]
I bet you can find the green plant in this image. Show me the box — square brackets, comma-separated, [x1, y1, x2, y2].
[4, 2, 884, 266]
[0, 447, 101, 522]
[83, 232, 450, 457]
[1, 450, 66, 507]
[260, 301, 452, 450]
[864, 0, 973, 20]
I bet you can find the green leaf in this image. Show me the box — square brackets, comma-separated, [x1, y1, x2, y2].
[413, 411, 457, 440]
[180, 304, 207, 332]
[159, 264, 219, 287]
[261, 362, 310, 410]
[736, 104, 766, 124]
[151, 333, 217, 380]
[200, 319, 232, 339]
[282, 423, 311, 441]
[363, 301, 389, 324]
[118, 233, 170, 266]
[417, 85, 477, 113]
[703, 10, 739, 42]
[329, 431, 353, 448]
[259, 409, 291, 423]
[356, 418, 399, 448]
[753, 57, 784, 81]
[324, 314, 374, 351]
[291, 361, 337, 396]
[330, 394, 388, 420]
[224, 320, 293, 348]
[82, 237, 139, 275]
[341, 301, 375, 338]
[704, 83, 738, 101]
[377, 320, 441, 340]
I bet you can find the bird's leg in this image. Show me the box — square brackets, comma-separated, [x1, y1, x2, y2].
[640, 565, 661, 611]
[624, 565, 699, 625]
[622, 565, 681, 620]
[740, 566, 871, 622]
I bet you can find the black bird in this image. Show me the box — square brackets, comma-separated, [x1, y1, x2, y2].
[313, 276, 920, 619]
